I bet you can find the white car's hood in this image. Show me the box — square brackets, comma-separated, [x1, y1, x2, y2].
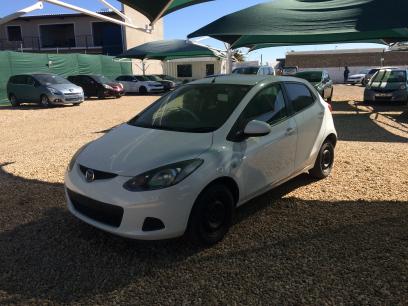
[77, 124, 213, 176]
[145, 81, 162, 86]
[348, 74, 365, 78]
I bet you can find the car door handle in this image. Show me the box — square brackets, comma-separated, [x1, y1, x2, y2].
[285, 128, 296, 136]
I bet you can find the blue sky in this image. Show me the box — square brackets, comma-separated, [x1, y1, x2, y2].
[3, 0, 384, 63]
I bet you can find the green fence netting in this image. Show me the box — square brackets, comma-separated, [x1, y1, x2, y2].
[0, 51, 133, 104]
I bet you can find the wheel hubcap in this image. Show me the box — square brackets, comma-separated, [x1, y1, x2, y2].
[204, 199, 226, 232]
[322, 149, 332, 169]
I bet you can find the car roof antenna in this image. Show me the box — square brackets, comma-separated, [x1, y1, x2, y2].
[211, 76, 217, 83]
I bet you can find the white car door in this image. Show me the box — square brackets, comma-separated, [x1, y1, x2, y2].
[284, 82, 326, 171]
[117, 76, 132, 92]
[235, 83, 298, 200]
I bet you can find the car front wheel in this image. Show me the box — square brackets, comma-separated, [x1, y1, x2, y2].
[187, 184, 234, 246]
[310, 141, 335, 179]
[40, 95, 51, 107]
[9, 94, 19, 107]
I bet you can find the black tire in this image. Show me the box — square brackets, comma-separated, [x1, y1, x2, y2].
[73, 103, 81, 106]
[139, 86, 147, 95]
[116, 95, 121, 99]
[310, 141, 335, 179]
[9, 94, 19, 107]
[40, 95, 51, 107]
[187, 184, 234, 246]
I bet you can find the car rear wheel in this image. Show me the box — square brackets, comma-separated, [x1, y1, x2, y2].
[40, 95, 51, 107]
[9, 94, 19, 107]
[187, 184, 234, 246]
[310, 141, 335, 179]
[139, 86, 147, 95]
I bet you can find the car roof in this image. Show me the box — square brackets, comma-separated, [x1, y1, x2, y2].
[190, 74, 307, 86]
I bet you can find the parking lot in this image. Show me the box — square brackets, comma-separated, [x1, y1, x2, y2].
[0, 85, 407, 304]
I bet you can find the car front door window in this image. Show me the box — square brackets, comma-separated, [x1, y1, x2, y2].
[236, 83, 297, 201]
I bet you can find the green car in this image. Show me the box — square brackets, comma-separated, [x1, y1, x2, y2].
[364, 68, 408, 104]
[295, 70, 334, 102]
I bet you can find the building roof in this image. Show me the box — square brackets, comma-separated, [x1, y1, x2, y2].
[286, 48, 386, 56]
[15, 10, 117, 21]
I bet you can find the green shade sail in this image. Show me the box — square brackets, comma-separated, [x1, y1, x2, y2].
[117, 39, 217, 60]
[118, 0, 214, 23]
[188, 0, 408, 49]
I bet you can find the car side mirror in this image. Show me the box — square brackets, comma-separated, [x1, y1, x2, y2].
[243, 120, 272, 137]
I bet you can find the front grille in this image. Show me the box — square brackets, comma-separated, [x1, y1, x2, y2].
[67, 188, 124, 228]
[373, 88, 396, 93]
[64, 92, 81, 96]
[79, 165, 118, 180]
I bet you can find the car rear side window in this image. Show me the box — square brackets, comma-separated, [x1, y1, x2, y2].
[241, 84, 287, 125]
[284, 83, 315, 113]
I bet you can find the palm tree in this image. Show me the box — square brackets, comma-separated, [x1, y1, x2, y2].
[233, 50, 245, 63]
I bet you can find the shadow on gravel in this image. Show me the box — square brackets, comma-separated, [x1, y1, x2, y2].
[332, 101, 408, 143]
[1, 163, 407, 304]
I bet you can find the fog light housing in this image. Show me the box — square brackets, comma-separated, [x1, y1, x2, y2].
[142, 217, 165, 232]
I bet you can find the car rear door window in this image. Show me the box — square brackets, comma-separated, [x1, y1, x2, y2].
[284, 83, 316, 113]
[241, 84, 287, 125]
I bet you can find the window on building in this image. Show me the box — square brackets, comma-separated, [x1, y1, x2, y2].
[284, 83, 315, 113]
[206, 64, 215, 76]
[177, 64, 192, 78]
[7, 26, 22, 42]
[39, 24, 75, 48]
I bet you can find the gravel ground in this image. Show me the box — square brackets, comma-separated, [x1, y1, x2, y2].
[0, 85, 407, 305]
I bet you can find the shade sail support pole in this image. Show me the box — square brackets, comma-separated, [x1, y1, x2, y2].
[225, 43, 233, 74]
[98, 0, 132, 23]
[0, 1, 44, 25]
[41, 0, 149, 31]
[150, 0, 176, 27]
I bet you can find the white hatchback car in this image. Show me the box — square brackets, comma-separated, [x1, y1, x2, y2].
[65, 75, 337, 245]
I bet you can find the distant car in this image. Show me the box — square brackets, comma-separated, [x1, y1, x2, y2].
[7, 73, 84, 107]
[364, 68, 408, 104]
[67, 75, 124, 99]
[362, 67, 396, 86]
[115, 75, 164, 94]
[347, 69, 370, 85]
[282, 66, 299, 76]
[295, 70, 334, 102]
[144, 75, 176, 91]
[232, 66, 276, 76]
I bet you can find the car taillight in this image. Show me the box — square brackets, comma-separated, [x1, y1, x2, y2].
[118, 83, 123, 89]
[327, 102, 333, 113]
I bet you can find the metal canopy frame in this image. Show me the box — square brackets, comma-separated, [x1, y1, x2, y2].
[0, 0, 160, 32]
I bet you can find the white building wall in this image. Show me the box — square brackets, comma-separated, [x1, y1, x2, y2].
[163, 57, 226, 81]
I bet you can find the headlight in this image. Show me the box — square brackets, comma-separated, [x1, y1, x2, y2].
[400, 84, 407, 90]
[124, 159, 203, 191]
[47, 87, 62, 95]
[103, 84, 113, 90]
[67, 143, 90, 172]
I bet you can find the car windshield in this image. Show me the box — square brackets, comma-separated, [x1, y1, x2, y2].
[92, 75, 112, 83]
[146, 75, 162, 81]
[128, 84, 252, 133]
[35, 74, 70, 85]
[161, 75, 177, 81]
[295, 72, 322, 83]
[360, 69, 371, 74]
[371, 70, 407, 83]
[135, 76, 149, 81]
[232, 67, 259, 75]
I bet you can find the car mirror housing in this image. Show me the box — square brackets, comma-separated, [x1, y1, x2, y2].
[243, 120, 272, 137]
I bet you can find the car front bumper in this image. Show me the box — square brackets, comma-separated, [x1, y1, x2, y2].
[346, 78, 363, 84]
[49, 93, 84, 104]
[64, 163, 202, 240]
[364, 89, 408, 102]
[146, 86, 165, 93]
